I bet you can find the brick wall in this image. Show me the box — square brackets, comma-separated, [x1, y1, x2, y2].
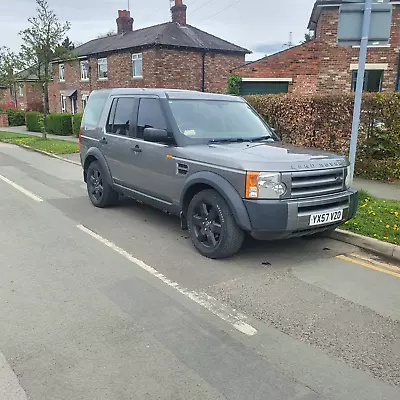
[234, 5, 400, 95]
[0, 87, 16, 108]
[0, 113, 9, 127]
[235, 40, 320, 94]
[48, 47, 244, 113]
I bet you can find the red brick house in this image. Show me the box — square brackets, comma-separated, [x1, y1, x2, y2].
[234, 0, 400, 95]
[49, 0, 249, 114]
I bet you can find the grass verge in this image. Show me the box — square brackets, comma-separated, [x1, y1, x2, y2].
[0, 131, 79, 155]
[342, 189, 400, 245]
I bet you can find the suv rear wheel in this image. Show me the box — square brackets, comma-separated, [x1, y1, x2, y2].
[187, 189, 244, 259]
[87, 161, 118, 208]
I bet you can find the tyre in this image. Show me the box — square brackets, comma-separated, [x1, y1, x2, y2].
[187, 189, 245, 259]
[86, 161, 118, 208]
[305, 225, 337, 239]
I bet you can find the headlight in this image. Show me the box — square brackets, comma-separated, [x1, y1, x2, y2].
[245, 172, 287, 199]
[345, 165, 352, 188]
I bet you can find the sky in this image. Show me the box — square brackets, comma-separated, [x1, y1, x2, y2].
[0, 0, 316, 61]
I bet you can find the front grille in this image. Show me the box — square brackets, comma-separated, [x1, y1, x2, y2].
[290, 168, 345, 198]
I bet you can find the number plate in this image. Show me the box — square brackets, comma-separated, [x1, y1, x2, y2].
[309, 210, 343, 226]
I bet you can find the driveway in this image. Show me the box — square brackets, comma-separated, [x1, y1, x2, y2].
[0, 142, 399, 400]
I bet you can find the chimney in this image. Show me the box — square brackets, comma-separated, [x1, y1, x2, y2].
[116, 10, 133, 34]
[171, 0, 187, 25]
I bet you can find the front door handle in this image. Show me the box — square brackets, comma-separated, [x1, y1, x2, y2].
[131, 145, 142, 153]
[100, 137, 107, 144]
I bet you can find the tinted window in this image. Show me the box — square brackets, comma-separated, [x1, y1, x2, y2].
[108, 98, 136, 136]
[82, 91, 109, 126]
[137, 98, 167, 139]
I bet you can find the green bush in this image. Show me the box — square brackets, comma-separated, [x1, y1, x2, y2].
[73, 113, 83, 136]
[45, 113, 73, 136]
[26, 111, 43, 132]
[6, 108, 25, 126]
[246, 93, 400, 182]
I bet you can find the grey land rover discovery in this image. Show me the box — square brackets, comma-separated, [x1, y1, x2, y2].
[79, 88, 358, 259]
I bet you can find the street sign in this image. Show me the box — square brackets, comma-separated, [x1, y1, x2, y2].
[337, 1, 392, 46]
[337, 0, 392, 184]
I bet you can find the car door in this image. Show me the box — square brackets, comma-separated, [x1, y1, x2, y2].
[100, 96, 138, 186]
[125, 97, 180, 206]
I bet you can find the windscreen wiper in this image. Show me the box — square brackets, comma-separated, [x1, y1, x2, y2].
[249, 136, 275, 143]
[208, 138, 247, 144]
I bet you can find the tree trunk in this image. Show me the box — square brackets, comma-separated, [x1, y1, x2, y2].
[42, 82, 49, 139]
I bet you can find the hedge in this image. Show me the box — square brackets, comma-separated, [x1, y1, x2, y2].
[26, 111, 43, 132]
[45, 113, 73, 136]
[73, 113, 83, 136]
[246, 92, 400, 182]
[6, 108, 25, 126]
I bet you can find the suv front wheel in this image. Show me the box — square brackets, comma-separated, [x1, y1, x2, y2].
[87, 161, 118, 208]
[187, 189, 244, 259]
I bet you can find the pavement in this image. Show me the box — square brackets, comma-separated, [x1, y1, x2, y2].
[4, 125, 78, 143]
[0, 141, 399, 400]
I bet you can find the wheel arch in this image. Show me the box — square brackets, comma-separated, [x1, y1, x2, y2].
[180, 172, 252, 231]
[83, 147, 113, 185]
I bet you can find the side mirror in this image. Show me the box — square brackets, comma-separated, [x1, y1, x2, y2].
[143, 127, 169, 143]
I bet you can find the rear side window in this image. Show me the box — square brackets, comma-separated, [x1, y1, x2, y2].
[106, 97, 136, 136]
[136, 98, 167, 139]
[82, 91, 109, 126]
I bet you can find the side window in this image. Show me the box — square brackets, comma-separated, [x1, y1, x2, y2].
[106, 97, 136, 136]
[136, 98, 167, 139]
[81, 91, 108, 127]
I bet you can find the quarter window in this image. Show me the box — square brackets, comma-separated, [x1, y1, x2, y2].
[97, 58, 108, 80]
[132, 53, 143, 78]
[59, 64, 65, 81]
[137, 98, 167, 139]
[107, 97, 136, 136]
[80, 60, 90, 81]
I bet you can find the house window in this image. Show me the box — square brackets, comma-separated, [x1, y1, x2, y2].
[80, 60, 90, 81]
[351, 70, 383, 92]
[59, 64, 65, 81]
[18, 85, 23, 97]
[97, 58, 108, 80]
[61, 95, 67, 113]
[82, 94, 89, 110]
[132, 53, 143, 78]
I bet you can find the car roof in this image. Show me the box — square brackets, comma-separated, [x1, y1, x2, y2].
[92, 88, 243, 102]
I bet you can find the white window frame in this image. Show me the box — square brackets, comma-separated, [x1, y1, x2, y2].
[61, 95, 67, 113]
[18, 85, 23, 97]
[132, 53, 143, 79]
[97, 58, 108, 80]
[82, 94, 89, 110]
[80, 60, 90, 81]
[59, 63, 65, 82]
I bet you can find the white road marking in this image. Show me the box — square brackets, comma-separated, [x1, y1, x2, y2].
[0, 174, 43, 202]
[77, 224, 258, 336]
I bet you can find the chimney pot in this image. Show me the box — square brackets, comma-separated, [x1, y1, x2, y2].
[116, 9, 134, 34]
[171, 0, 187, 25]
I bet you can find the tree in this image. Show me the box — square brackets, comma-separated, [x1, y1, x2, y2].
[302, 31, 315, 43]
[96, 30, 116, 39]
[0, 47, 23, 107]
[61, 36, 75, 50]
[19, 0, 71, 137]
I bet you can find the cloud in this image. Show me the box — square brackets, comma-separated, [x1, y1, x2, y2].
[253, 43, 285, 55]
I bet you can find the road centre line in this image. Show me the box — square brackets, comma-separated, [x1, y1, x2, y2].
[0, 174, 43, 202]
[336, 255, 400, 278]
[76, 224, 258, 336]
[350, 253, 400, 272]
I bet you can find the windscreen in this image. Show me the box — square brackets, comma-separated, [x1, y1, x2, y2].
[169, 100, 274, 142]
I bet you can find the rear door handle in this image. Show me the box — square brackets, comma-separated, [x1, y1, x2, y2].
[131, 145, 142, 153]
[100, 137, 107, 144]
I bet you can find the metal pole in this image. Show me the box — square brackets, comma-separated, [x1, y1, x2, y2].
[348, 0, 373, 184]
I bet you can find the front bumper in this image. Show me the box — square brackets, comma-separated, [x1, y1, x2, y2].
[243, 188, 358, 240]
